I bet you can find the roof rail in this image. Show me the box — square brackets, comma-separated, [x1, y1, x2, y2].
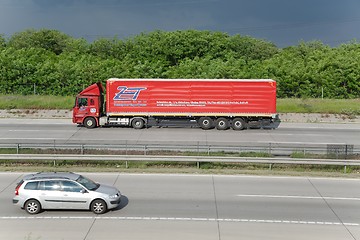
[28, 176, 71, 180]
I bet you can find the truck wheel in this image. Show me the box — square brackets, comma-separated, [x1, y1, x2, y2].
[198, 117, 213, 130]
[84, 117, 97, 129]
[132, 118, 145, 129]
[215, 118, 229, 130]
[232, 118, 246, 130]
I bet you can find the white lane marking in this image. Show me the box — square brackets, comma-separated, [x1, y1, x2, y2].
[236, 194, 360, 201]
[256, 141, 348, 145]
[0, 216, 357, 226]
[8, 130, 42, 132]
[0, 138, 69, 140]
[9, 129, 66, 132]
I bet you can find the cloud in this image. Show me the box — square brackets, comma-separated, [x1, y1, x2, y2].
[0, 0, 359, 46]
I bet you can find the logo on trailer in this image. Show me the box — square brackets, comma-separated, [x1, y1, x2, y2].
[113, 86, 146, 101]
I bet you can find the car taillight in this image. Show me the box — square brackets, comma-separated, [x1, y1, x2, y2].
[15, 182, 23, 196]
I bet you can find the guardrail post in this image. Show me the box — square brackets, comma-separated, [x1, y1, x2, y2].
[345, 145, 348, 159]
[81, 145, 84, 155]
[144, 145, 147, 155]
[126, 161, 128, 169]
[125, 141, 128, 155]
[17, 144, 20, 154]
[268, 143, 272, 155]
[344, 165, 347, 174]
[269, 163, 273, 170]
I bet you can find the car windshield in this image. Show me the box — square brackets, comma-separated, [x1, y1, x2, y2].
[76, 175, 99, 190]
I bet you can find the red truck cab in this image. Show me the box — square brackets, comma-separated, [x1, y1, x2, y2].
[72, 82, 104, 128]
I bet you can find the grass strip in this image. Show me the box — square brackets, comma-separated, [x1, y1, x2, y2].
[277, 98, 360, 115]
[1, 160, 360, 177]
[0, 95, 359, 115]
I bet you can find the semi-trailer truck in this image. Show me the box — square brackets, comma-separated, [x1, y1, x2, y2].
[72, 78, 280, 130]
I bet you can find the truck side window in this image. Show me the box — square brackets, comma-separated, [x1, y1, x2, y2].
[90, 99, 94, 106]
[78, 98, 88, 107]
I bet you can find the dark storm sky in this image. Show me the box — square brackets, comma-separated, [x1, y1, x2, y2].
[1, 0, 360, 47]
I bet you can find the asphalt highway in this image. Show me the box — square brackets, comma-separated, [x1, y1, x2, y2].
[1, 173, 360, 240]
[0, 119, 359, 239]
[0, 119, 359, 145]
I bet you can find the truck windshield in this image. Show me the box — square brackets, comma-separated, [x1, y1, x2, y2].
[76, 175, 99, 190]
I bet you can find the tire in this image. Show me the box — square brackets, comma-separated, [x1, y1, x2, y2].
[25, 199, 41, 214]
[215, 117, 229, 130]
[198, 117, 213, 130]
[232, 118, 246, 130]
[84, 117, 97, 129]
[131, 118, 145, 129]
[91, 199, 107, 214]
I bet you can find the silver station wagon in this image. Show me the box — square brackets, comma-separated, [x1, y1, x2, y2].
[13, 172, 121, 214]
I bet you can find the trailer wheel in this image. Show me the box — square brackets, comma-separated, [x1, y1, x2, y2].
[232, 118, 246, 130]
[198, 117, 213, 130]
[84, 117, 97, 129]
[132, 118, 145, 129]
[215, 118, 229, 130]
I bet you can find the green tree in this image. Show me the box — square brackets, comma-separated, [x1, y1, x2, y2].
[64, 38, 89, 55]
[0, 47, 55, 94]
[7, 29, 72, 54]
[1, 28, 359, 98]
[0, 34, 5, 48]
[229, 35, 278, 61]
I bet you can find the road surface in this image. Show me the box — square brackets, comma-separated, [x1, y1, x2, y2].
[0, 119, 359, 146]
[1, 173, 360, 240]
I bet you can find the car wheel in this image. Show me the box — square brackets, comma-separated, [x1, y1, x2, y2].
[91, 199, 107, 214]
[25, 199, 41, 214]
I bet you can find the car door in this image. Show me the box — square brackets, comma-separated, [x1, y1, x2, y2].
[60, 180, 91, 209]
[38, 180, 64, 209]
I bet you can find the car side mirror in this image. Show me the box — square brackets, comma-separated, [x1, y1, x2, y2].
[81, 189, 88, 194]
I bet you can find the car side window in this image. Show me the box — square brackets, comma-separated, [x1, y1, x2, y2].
[38, 181, 45, 190]
[24, 181, 39, 190]
[61, 181, 84, 192]
[43, 181, 61, 191]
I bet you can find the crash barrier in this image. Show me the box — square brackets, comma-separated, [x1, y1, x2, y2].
[0, 142, 358, 157]
[0, 154, 359, 173]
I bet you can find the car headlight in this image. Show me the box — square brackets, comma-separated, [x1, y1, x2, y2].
[109, 192, 121, 199]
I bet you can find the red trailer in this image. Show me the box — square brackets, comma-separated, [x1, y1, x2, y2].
[72, 78, 279, 130]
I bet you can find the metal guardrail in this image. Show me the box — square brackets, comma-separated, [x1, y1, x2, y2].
[0, 154, 358, 173]
[0, 143, 359, 157]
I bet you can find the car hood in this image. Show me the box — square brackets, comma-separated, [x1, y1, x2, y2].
[94, 184, 120, 195]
